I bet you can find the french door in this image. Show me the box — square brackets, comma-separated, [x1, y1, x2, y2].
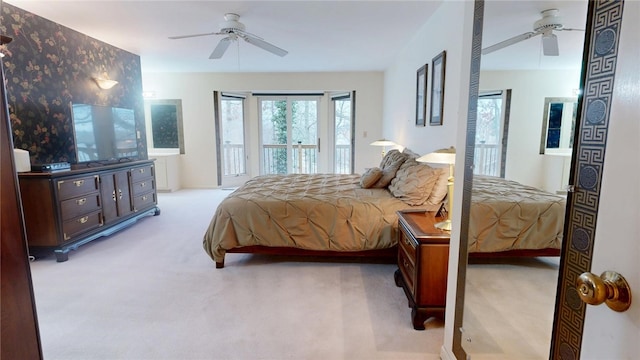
[474, 90, 510, 177]
[215, 92, 251, 187]
[259, 97, 319, 174]
[331, 92, 355, 174]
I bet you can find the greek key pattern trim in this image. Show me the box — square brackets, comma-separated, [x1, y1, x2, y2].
[551, 1, 624, 359]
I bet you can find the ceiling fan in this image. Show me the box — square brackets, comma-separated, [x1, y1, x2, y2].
[168, 13, 288, 59]
[482, 9, 584, 56]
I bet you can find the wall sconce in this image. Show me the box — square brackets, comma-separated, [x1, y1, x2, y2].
[93, 76, 118, 90]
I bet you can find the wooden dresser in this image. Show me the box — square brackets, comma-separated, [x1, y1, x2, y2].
[394, 210, 450, 330]
[18, 160, 160, 262]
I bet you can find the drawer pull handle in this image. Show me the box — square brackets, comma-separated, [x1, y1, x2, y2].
[76, 198, 87, 206]
[112, 190, 117, 201]
[140, 182, 146, 187]
[139, 168, 145, 174]
[404, 238, 411, 247]
[73, 179, 85, 187]
[142, 195, 148, 201]
[78, 216, 89, 224]
[118, 189, 123, 200]
[403, 260, 409, 269]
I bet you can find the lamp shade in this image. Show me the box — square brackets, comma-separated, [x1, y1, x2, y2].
[369, 139, 396, 147]
[416, 146, 456, 164]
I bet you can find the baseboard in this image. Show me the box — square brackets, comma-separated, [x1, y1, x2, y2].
[440, 345, 460, 360]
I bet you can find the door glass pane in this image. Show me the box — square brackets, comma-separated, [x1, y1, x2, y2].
[291, 100, 318, 174]
[220, 97, 245, 176]
[261, 100, 288, 174]
[334, 97, 351, 174]
[475, 95, 503, 176]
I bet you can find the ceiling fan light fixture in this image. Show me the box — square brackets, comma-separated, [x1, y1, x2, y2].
[542, 33, 559, 56]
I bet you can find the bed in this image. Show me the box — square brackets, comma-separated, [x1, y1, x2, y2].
[203, 149, 449, 268]
[203, 150, 566, 268]
[468, 175, 565, 257]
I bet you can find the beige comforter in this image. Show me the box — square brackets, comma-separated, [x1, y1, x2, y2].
[203, 174, 423, 263]
[469, 176, 565, 253]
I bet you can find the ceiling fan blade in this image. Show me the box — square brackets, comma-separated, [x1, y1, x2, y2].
[209, 37, 232, 59]
[558, 27, 585, 32]
[542, 33, 559, 56]
[168, 32, 221, 40]
[240, 34, 288, 57]
[482, 31, 540, 55]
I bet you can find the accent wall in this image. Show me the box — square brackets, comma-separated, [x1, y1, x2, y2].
[0, 3, 146, 164]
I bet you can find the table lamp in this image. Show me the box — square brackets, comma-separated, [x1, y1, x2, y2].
[417, 146, 456, 230]
[370, 139, 397, 158]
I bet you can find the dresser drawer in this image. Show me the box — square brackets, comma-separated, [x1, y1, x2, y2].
[132, 178, 155, 196]
[62, 210, 103, 242]
[398, 246, 415, 295]
[57, 175, 99, 200]
[133, 192, 156, 212]
[60, 193, 101, 221]
[130, 165, 154, 182]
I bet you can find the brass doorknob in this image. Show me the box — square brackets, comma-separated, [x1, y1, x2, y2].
[576, 271, 632, 312]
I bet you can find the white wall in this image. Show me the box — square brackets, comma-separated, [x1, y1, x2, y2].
[141, 72, 384, 188]
[382, 1, 471, 156]
[380, 1, 474, 357]
[479, 69, 580, 191]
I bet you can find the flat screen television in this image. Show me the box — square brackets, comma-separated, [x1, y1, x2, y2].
[71, 103, 138, 163]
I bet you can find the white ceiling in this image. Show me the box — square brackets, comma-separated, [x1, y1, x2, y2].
[5, 0, 587, 73]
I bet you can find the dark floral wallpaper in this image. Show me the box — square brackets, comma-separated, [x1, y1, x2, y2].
[0, 3, 147, 164]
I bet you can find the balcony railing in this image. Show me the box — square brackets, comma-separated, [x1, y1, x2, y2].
[222, 143, 245, 176]
[222, 143, 352, 175]
[263, 144, 317, 174]
[334, 144, 351, 174]
[474, 143, 500, 176]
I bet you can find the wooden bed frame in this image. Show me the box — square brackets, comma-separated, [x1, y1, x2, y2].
[215, 245, 560, 268]
[216, 246, 398, 268]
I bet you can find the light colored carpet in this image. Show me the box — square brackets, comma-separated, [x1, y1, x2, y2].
[29, 189, 444, 360]
[462, 257, 559, 360]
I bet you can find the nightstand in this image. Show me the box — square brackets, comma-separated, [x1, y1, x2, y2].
[394, 210, 450, 330]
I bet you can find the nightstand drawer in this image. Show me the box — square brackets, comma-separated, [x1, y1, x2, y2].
[398, 247, 415, 294]
[398, 226, 417, 260]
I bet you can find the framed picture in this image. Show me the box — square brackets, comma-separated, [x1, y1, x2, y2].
[415, 64, 428, 126]
[430, 50, 446, 126]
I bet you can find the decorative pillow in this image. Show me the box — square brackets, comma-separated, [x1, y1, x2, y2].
[372, 150, 408, 188]
[425, 167, 450, 206]
[401, 147, 422, 160]
[388, 159, 440, 205]
[360, 167, 383, 188]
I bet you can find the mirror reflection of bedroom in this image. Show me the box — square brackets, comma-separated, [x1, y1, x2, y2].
[462, 1, 587, 358]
